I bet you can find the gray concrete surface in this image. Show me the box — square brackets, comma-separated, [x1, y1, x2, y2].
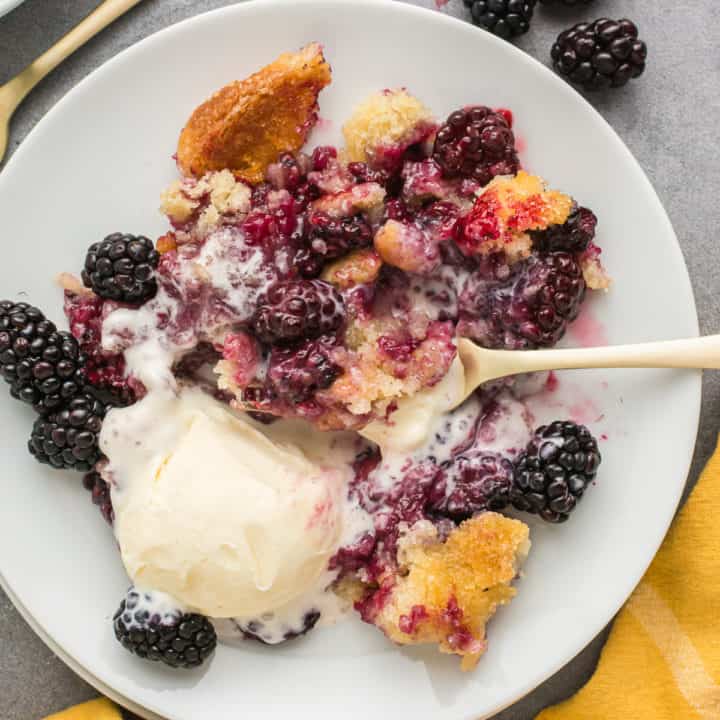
[1, 0, 718, 718]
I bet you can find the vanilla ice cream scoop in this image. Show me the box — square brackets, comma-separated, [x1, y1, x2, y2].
[102, 388, 342, 618]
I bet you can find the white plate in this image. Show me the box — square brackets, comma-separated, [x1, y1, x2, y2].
[0, 1, 700, 718]
[0, 0, 26, 19]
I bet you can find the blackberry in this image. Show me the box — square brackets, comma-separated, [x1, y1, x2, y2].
[267, 335, 342, 404]
[459, 252, 586, 349]
[432, 106, 519, 185]
[252, 279, 346, 345]
[294, 247, 325, 279]
[463, 0, 536, 39]
[298, 212, 374, 274]
[29, 393, 106, 471]
[0, 303, 86, 415]
[82, 470, 114, 525]
[237, 609, 320, 645]
[82, 233, 160, 304]
[531, 206, 597, 254]
[347, 162, 391, 188]
[552, 19, 647, 91]
[432, 451, 514, 521]
[113, 587, 217, 669]
[513, 421, 601, 522]
[64, 291, 136, 407]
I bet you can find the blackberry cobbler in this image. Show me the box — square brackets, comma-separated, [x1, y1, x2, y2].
[3, 43, 607, 672]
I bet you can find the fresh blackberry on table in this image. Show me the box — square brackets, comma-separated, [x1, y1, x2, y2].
[431, 451, 514, 521]
[28, 392, 106, 471]
[113, 587, 217, 669]
[267, 335, 342, 404]
[0, 303, 86, 415]
[551, 19, 647, 91]
[512, 421, 601, 522]
[251, 279, 346, 345]
[459, 252, 586, 349]
[238, 609, 321, 645]
[463, 0, 537, 40]
[82, 470, 114, 525]
[531, 206, 597, 254]
[82, 233, 160, 304]
[432, 106, 519, 185]
[297, 212, 374, 276]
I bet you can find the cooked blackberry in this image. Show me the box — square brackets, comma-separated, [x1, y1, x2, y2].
[82, 470, 114, 525]
[347, 162, 392, 188]
[513, 421, 601, 522]
[298, 212, 374, 274]
[113, 587, 216, 669]
[0, 303, 86, 415]
[267, 335, 342, 404]
[294, 247, 325, 278]
[551, 19, 647, 91]
[432, 451, 514, 521]
[463, 0, 536, 39]
[531, 206, 597, 254]
[432, 106, 519, 185]
[238, 609, 320, 645]
[29, 393, 106, 471]
[63, 291, 136, 407]
[251, 279, 346, 345]
[82, 233, 160, 304]
[459, 252, 586, 349]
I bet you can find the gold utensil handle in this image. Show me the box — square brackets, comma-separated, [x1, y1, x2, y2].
[4, 0, 143, 113]
[496, 334, 720, 375]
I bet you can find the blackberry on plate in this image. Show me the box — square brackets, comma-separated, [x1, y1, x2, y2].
[459, 252, 586, 349]
[531, 206, 597, 254]
[82, 233, 160, 304]
[0, 303, 86, 415]
[29, 393, 106, 471]
[432, 106, 519, 185]
[463, 0, 537, 40]
[252, 279, 345, 345]
[63, 291, 137, 408]
[82, 470, 114, 525]
[238, 609, 320, 645]
[431, 451, 514, 521]
[551, 19, 647, 91]
[267, 335, 342, 404]
[113, 587, 217, 669]
[512, 421, 601, 522]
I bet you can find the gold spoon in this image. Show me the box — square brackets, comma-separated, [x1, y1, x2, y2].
[361, 334, 719, 453]
[456, 334, 720, 406]
[0, 0, 144, 165]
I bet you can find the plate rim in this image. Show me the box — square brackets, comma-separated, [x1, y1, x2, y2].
[0, 0, 702, 718]
[0, 0, 26, 20]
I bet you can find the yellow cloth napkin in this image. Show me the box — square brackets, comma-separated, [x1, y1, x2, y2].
[44, 698, 122, 719]
[538, 436, 720, 719]
[46, 441, 720, 720]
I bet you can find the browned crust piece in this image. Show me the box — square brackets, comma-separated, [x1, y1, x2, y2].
[176, 43, 332, 184]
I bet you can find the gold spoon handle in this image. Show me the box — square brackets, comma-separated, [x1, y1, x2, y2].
[3, 0, 143, 114]
[459, 334, 720, 400]
[500, 335, 720, 373]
